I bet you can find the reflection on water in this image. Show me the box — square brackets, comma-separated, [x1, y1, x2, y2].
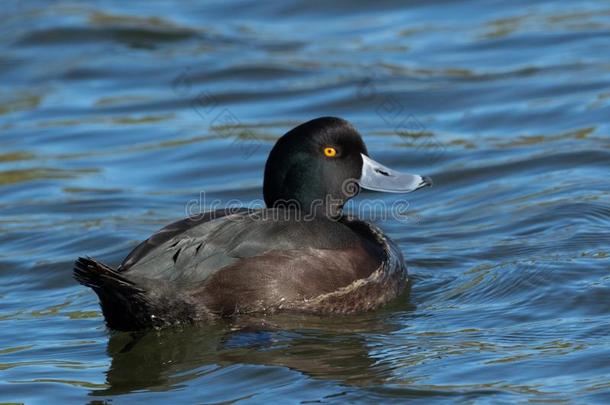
[1, 0, 610, 403]
[100, 314, 387, 397]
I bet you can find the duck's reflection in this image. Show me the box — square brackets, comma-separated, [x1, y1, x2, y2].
[93, 291, 413, 396]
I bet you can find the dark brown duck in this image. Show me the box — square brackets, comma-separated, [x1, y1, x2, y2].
[74, 117, 432, 331]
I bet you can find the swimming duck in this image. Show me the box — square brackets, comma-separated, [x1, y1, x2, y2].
[74, 117, 431, 331]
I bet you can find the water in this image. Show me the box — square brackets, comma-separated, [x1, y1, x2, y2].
[1, 0, 609, 403]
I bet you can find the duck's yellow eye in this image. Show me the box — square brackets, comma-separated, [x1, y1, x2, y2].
[323, 147, 337, 157]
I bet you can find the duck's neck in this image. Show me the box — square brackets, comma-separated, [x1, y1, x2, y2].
[265, 196, 346, 220]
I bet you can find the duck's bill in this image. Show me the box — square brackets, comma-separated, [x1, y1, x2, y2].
[358, 154, 432, 193]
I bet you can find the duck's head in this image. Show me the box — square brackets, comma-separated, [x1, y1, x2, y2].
[263, 117, 432, 216]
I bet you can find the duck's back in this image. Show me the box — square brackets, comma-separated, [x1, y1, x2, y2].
[75, 209, 388, 330]
[75, 210, 406, 330]
[122, 209, 381, 283]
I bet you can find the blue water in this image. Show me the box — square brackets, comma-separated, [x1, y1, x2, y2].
[1, 1, 609, 403]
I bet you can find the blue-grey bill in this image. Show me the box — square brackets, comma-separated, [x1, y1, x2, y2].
[358, 154, 432, 193]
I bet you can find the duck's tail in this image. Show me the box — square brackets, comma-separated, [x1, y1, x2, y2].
[73, 257, 153, 331]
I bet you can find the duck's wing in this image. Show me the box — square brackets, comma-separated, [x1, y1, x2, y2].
[120, 210, 379, 285]
[119, 209, 249, 272]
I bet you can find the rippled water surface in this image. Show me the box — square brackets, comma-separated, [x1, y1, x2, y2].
[1, 1, 610, 403]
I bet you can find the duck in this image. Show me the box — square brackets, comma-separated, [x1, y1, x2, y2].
[74, 117, 432, 331]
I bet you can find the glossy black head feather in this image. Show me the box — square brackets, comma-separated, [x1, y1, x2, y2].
[263, 117, 368, 213]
